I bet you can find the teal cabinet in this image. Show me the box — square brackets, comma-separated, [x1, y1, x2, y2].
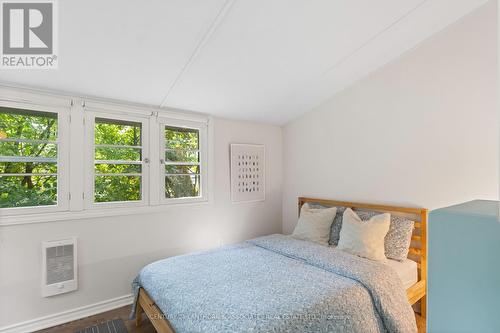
[428, 200, 500, 332]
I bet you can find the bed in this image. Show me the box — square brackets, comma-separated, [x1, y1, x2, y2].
[133, 197, 427, 333]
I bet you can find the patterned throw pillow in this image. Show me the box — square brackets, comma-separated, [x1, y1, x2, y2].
[355, 210, 414, 261]
[328, 206, 346, 246]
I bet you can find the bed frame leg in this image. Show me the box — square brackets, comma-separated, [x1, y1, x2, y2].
[420, 296, 427, 318]
[135, 301, 143, 327]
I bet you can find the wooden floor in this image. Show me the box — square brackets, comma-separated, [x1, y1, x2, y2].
[36, 305, 426, 333]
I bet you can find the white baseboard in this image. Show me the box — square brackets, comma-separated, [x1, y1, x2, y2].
[0, 294, 134, 333]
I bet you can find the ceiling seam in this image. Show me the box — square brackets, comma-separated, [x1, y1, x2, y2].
[159, 0, 236, 108]
[318, 0, 429, 78]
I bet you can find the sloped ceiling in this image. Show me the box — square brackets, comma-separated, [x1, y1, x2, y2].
[0, 0, 490, 124]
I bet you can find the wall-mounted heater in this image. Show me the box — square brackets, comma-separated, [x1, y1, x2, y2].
[41, 238, 78, 297]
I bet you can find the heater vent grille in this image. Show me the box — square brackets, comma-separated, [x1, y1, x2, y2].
[42, 238, 78, 297]
[46, 244, 74, 284]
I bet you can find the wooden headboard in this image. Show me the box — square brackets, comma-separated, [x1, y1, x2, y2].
[298, 197, 428, 315]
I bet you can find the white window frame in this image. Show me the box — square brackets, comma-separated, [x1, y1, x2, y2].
[159, 117, 208, 205]
[84, 110, 150, 209]
[0, 86, 211, 225]
[0, 99, 70, 216]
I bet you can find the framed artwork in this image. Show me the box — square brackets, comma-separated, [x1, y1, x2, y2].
[230, 144, 265, 203]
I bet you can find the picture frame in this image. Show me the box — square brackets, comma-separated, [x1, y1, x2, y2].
[230, 144, 265, 203]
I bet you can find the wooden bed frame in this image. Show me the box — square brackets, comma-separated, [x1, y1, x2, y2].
[136, 197, 428, 333]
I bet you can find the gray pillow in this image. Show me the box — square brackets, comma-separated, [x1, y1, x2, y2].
[329, 206, 346, 246]
[355, 211, 414, 261]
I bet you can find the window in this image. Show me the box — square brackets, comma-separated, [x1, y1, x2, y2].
[0, 87, 210, 223]
[0, 106, 66, 211]
[85, 112, 149, 207]
[160, 120, 207, 203]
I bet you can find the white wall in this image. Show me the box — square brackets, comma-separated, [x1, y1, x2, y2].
[0, 117, 282, 328]
[283, 1, 498, 233]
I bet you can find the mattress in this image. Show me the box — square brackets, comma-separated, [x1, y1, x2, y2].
[385, 258, 418, 289]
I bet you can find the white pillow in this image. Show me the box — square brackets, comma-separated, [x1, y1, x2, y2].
[337, 208, 390, 261]
[292, 203, 337, 246]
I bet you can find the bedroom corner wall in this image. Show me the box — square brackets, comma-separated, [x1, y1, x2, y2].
[282, 1, 498, 233]
[0, 118, 282, 329]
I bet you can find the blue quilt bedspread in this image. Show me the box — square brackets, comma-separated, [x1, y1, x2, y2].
[132, 234, 416, 333]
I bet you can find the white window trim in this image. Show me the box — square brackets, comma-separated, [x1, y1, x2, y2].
[0, 85, 211, 226]
[0, 200, 212, 226]
[0, 98, 70, 216]
[83, 110, 150, 209]
[158, 117, 208, 205]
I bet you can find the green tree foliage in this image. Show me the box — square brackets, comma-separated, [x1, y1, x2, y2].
[94, 175, 141, 202]
[165, 127, 200, 198]
[0, 108, 58, 208]
[93, 119, 142, 202]
[0, 111, 202, 208]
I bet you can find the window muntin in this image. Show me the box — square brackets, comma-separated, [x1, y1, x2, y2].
[93, 117, 144, 203]
[0, 107, 59, 208]
[164, 126, 202, 199]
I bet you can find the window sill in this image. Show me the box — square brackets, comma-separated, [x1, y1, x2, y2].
[0, 200, 210, 226]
